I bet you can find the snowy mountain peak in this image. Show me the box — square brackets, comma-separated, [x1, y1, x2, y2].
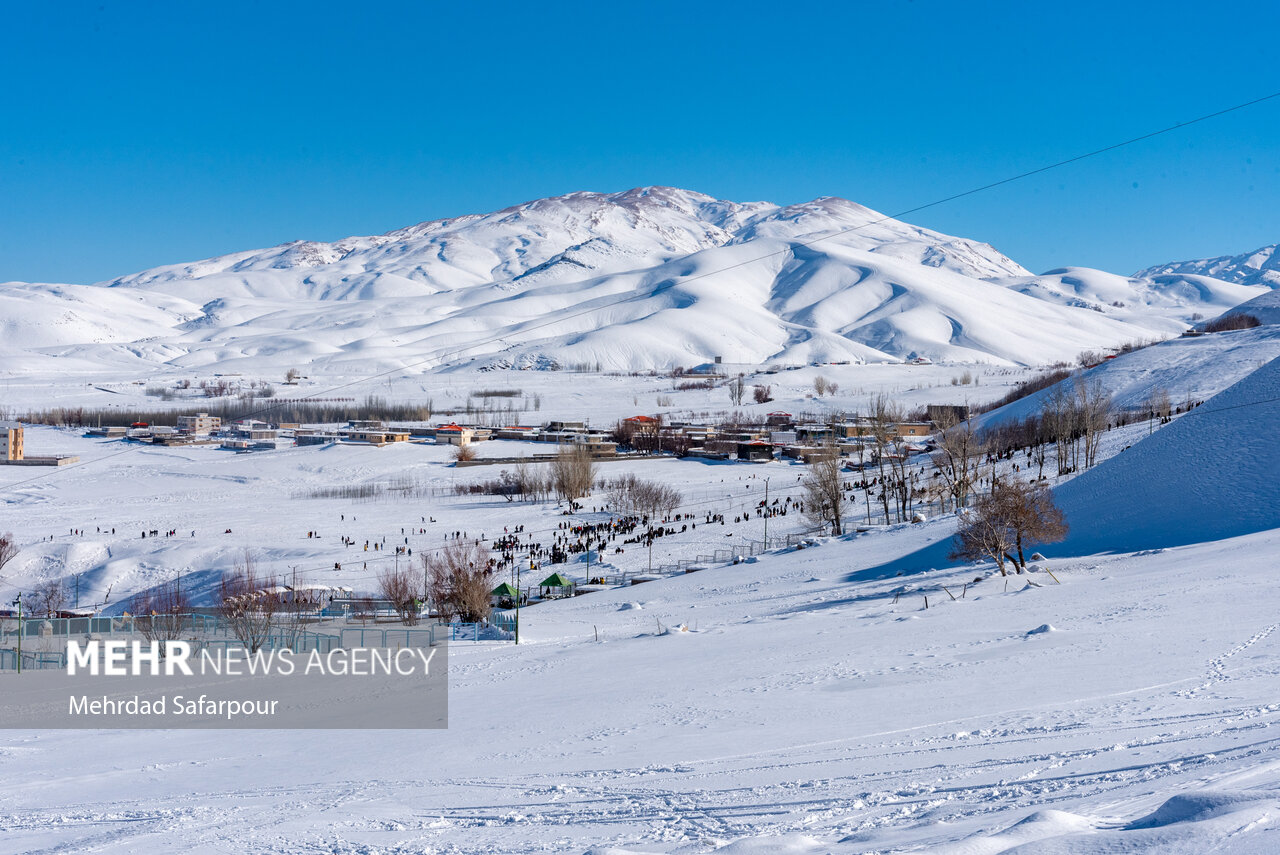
[1135, 243, 1280, 289]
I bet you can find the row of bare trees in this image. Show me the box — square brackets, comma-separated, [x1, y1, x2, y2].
[1042, 378, 1111, 475]
[604, 474, 682, 518]
[374, 541, 495, 625]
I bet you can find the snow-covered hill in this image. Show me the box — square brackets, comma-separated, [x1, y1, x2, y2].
[1136, 242, 1280, 290]
[1051, 354, 1280, 555]
[1205, 287, 1280, 327]
[973, 324, 1280, 432]
[1, 187, 1272, 374]
[1000, 266, 1265, 334]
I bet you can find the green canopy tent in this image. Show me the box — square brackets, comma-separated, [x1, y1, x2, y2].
[491, 581, 523, 607]
[538, 572, 576, 599]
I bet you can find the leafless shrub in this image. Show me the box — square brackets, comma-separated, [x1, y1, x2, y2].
[753, 384, 773, 404]
[979, 368, 1074, 414]
[452, 443, 477, 463]
[1204, 313, 1261, 333]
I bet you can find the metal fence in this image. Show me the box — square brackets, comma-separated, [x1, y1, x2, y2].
[1, 613, 237, 640]
[0, 649, 68, 670]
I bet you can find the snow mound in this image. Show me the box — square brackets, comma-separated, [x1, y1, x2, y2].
[1126, 791, 1272, 829]
[1052, 356, 1280, 555]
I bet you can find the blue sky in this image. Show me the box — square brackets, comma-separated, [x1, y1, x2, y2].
[3, 1, 1279, 284]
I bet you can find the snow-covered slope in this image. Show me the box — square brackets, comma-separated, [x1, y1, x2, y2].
[2, 187, 1272, 373]
[974, 324, 1280, 431]
[1136, 242, 1280, 290]
[1205, 287, 1280, 327]
[1051, 355, 1280, 554]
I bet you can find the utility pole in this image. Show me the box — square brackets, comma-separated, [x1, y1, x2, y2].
[12, 594, 22, 675]
[762, 476, 771, 548]
[516, 560, 527, 645]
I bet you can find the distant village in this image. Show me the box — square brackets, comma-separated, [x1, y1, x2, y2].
[81, 407, 965, 465]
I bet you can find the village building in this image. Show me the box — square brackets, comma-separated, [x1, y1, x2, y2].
[0, 423, 79, 466]
[176, 412, 221, 434]
[926, 404, 971, 423]
[735, 441, 775, 462]
[433, 424, 475, 446]
[2, 422, 24, 461]
[340, 427, 412, 446]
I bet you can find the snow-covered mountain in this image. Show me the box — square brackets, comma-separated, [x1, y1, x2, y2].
[1, 187, 1271, 373]
[1136, 242, 1280, 289]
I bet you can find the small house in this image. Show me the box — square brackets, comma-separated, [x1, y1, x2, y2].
[736, 441, 774, 462]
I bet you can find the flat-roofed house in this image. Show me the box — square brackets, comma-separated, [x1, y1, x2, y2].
[1, 423, 23, 460]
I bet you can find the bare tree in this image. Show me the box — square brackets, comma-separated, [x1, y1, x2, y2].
[378, 564, 423, 625]
[452, 443, 477, 463]
[1145, 386, 1171, 434]
[218, 550, 279, 653]
[423, 542, 493, 624]
[931, 408, 984, 510]
[753, 384, 773, 404]
[132, 577, 190, 642]
[1075, 377, 1110, 470]
[951, 478, 1068, 576]
[0, 533, 18, 576]
[1042, 383, 1075, 476]
[1007, 482, 1069, 569]
[512, 459, 550, 502]
[813, 376, 830, 397]
[33, 579, 66, 618]
[868, 395, 908, 523]
[802, 446, 848, 535]
[728, 375, 746, 406]
[552, 444, 596, 503]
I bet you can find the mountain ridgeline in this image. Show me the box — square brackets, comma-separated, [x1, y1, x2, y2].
[1, 187, 1272, 374]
